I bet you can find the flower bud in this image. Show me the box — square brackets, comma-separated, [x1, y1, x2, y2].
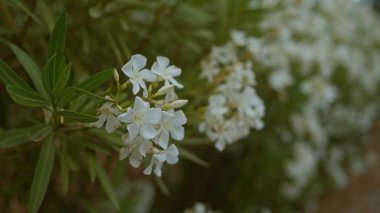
[169, 100, 188, 108]
[114, 69, 120, 84]
[156, 85, 175, 95]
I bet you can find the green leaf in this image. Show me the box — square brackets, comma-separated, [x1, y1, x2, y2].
[57, 110, 98, 123]
[27, 133, 55, 213]
[95, 161, 120, 210]
[78, 68, 114, 91]
[6, 85, 48, 107]
[28, 124, 53, 142]
[42, 54, 65, 92]
[178, 147, 209, 168]
[8, 43, 48, 98]
[0, 59, 31, 90]
[43, 9, 67, 92]
[57, 86, 110, 107]
[47, 10, 67, 59]
[59, 151, 70, 193]
[154, 176, 170, 196]
[53, 62, 71, 95]
[0, 128, 30, 148]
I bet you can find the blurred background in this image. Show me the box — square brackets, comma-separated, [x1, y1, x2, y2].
[1, 0, 380, 212]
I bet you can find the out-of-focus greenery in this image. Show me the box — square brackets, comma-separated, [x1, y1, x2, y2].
[1, 0, 380, 213]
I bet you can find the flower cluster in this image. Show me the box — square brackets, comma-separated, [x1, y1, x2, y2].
[199, 32, 265, 151]
[247, 0, 380, 201]
[93, 54, 187, 176]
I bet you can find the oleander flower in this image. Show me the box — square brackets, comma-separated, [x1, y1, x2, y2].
[154, 110, 187, 149]
[92, 96, 121, 133]
[122, 54, 157, 96]
[143, 144, 179, 176]
[118, 97, 161, 140]
[151, 56, 183, 88]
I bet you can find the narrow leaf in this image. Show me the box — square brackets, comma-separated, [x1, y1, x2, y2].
[9, 43, 48, 98]
[6, 85, 48, 107]
[57, 110, 98, 123]
[47, 10, 67, 59]
[27, 133, 55, 213]
[178, 147, 209, 168]
[0, 128, 30, 148]
[78, 68, 113, 91]
[154, 177, 170, 196]
[59, 151, 70, 193]
[53, 62, 71, 95]
[28, 125, 53, 142]
[42, 54, 65, 92]
[95, 161, 120, 210]
[57, 86, 110, 107]
[0, 59, 31, 90]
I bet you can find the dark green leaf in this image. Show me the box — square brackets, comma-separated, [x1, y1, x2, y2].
[59, 151, 70, 193]
[53, 62, 71, 95]
[95, 161, 120, 210]
[47, 10, 67, 59]
[28, 124, 53, 142]
[42, 54, 65, 92]
[9, 43, 48, 98]
[78, 68, 114, 91]
[6, 85, 48, 107]
[27, 133, 55, 213]
[58, 110, 98, 123]
[0, 128, 30, 148]
[0, 59, 31, 90]
[154, 176, 170, 196]
[57, 86, 110, 107]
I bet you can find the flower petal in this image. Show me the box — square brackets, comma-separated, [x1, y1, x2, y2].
[127, 123, 139, 140]
[169, 125, 184, 141]
[157, 56, 170, 68]
[140, 123, 157, 139]
[157, 131, 170, 149]
[129, 151, 143, 168]
[144, 108, 162, 125]
[167, 66, 181, 77]
[121, 61, 133, 77]
[139, 138, 151, 157]
[132, 81, 140, 94]
[172, 110, 187, 125]
[105, 116, 121, 133]
[133, 97, 149, 112]
[140, 69, 157, 82]
[93, 114, 106, 128]
[117, 109, 133, 123]
[131, 54, 147, 71]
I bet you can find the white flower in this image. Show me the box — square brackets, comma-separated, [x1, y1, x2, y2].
[207, 95, 228, 117]
[118, 97, 162, 140]
[92, 96, 121, 133]
[151, 56, 183, 88]
[122, 54, 157, 96]
[154, 110, 187, 148]
[143, 144, 179, 176]
[235, 87, 264, 117]
[119, 136, 152, 168]
[231, 30, 247, 46]
[268, 69, 294, 91]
